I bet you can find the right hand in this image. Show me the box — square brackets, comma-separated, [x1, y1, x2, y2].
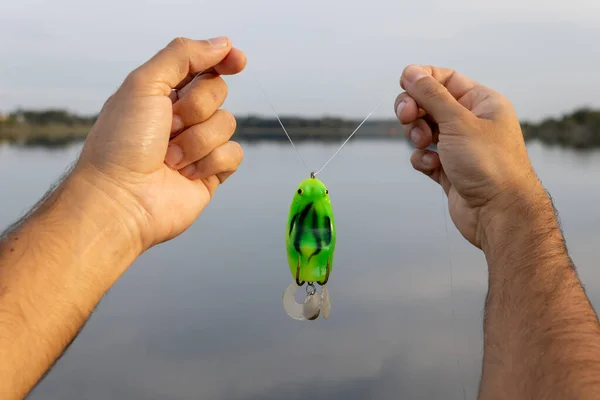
[395, 65, 544, 249]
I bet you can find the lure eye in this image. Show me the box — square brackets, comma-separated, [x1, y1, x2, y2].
[325, 190, 329, 195]
[297, 188, 303, 195]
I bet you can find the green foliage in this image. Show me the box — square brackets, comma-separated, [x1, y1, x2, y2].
[521, 107, 600, 149]
[5, 108, 98, 126]
[2, 107, 600, 149]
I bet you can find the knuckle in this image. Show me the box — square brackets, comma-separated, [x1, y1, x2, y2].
[190, 127, 209, 150]
[99, 94, 115, 113]
[214, 142, 243, 169]
[499, 95, 515, 111]
[419, 81, 446, 101]
[230, 141, 244, 162]
[213, 147, 228, 166]
[217, 109, 237, 132]
[192, 103, 211, 122]
[216, 76, 228, 96]
[205, 77, 228, 105]
[443, 118, 468, 135]
[123, 68, 147, 90]
[208, 89, 220, 104]
[168, 36, 189, 50]
[424, 65, 442, 79]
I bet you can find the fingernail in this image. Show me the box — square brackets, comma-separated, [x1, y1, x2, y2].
[165, 144, 183, 168]
[180, 163, 196, 178]
[171, 115, 184, 134]
[410, 127, 423, 145]
[207, 36, 228, 48]
[422, 152, 433, 166]
[404, 65, 429, 84]
[396, 101, 406, 120]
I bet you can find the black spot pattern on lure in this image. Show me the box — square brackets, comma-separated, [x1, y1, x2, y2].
[294, 202, 313, 254]
[323, 216, 332, 245]
[289, 213, 298, 237]
[308, 206, 322, 262]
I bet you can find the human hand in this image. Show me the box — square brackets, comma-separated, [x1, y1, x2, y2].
[394, 65, 544, 249]
[72, 36, 246, 251]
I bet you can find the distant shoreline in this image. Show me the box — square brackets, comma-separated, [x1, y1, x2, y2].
[1, 108, 599, 149]
[0, 122, 404, 148]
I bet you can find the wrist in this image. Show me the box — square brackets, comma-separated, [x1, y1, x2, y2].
[478, 179, 566, 267]
[36, 166, 145, 288]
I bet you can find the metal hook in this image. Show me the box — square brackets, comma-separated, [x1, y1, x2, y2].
[317, 258, 331, 286]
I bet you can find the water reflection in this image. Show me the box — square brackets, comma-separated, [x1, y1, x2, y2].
[1, 140, 599, 399]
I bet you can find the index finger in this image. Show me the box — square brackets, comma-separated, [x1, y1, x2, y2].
[125, 36, 235, 96]
[400, 65, 479, 101]
[172, 47, 248, 91]
[395, 65, 480, 124]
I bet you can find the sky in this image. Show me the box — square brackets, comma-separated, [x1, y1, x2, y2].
[1, 0, 600, 121]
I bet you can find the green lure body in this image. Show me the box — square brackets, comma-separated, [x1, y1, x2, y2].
[285, 176, 336, 284]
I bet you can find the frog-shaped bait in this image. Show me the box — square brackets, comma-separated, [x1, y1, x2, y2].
[283, 174, 336, 320]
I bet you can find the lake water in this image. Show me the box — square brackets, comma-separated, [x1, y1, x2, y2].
[1, 139, 600, 399]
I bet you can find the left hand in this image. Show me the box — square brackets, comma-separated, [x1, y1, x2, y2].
[72, 36, 246, 251]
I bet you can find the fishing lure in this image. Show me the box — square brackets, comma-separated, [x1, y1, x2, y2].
[282, 173, 335, 320]
[250, 70, 385, 320]
[251, 71, 384, 321]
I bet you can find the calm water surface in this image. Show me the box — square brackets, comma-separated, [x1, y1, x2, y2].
[1, 140, 599, 399]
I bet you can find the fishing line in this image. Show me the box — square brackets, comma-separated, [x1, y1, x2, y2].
[181, 63, 315, 176]
[250, 68, 387, 177]
[199, 38, 385, 175]
[313, 96, 386, 176]
[250, 70, 312, 175]
[440, 185, 468, 400]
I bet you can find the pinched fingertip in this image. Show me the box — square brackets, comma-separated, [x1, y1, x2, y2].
[394, 93, 419, 124]
[410, 149, 440, 175]
[213, 48, 247, 75]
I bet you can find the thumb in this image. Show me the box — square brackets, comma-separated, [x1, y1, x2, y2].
[400, 65, 469, 124]
[124, 36, 233, 96]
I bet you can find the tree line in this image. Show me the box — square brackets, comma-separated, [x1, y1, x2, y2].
[2, 107, 600, 149]
[521, 107, 600, 149]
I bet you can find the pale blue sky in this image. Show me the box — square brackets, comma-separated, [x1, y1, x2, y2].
[1, 0, 600, 121]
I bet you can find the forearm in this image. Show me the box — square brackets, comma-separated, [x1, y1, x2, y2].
[0, 169, 142, 399]
[478, 185, 600, 399]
